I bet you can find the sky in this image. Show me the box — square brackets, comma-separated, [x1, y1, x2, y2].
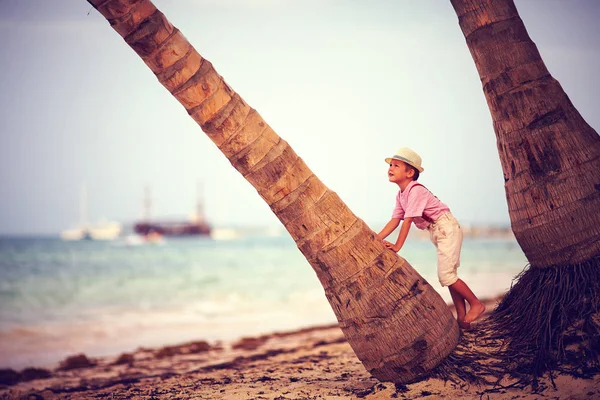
[0, 0, 599, 236]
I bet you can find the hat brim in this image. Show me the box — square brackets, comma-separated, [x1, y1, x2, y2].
[384, 157, 424, 173]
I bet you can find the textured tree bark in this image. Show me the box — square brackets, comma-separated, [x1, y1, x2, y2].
[450, 0, 600, 382]
[450, 0, 600, 268]
[87, 0, 459, 383]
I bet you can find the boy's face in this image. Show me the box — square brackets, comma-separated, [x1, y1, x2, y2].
[388, 160, 414, 185]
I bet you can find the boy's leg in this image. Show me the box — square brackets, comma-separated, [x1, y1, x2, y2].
[431, 214, 483, 325]
[450, 279, 486, 323]
[448, 286, 470, 329]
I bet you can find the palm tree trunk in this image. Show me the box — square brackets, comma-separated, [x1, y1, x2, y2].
[450, 0, 600, 382]
[87, 0, 459, 383]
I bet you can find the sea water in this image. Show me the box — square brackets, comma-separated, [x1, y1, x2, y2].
[0, 234, 527, 369]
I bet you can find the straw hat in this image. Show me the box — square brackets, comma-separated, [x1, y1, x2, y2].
[384, 147, 424, 173]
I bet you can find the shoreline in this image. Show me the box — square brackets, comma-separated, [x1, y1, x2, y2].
[0, 235, 527, 374]
[0, 281, 517, 372]
[3, 296, 598, 399]
[1, 296, 499, 375]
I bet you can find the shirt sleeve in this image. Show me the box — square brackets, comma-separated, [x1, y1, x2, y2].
[391, 191, 405, 219]
[404, 186, 429, 219]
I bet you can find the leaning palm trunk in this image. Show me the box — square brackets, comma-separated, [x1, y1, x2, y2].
[450, 0, 600, 382]
[87, 0, 459, 383]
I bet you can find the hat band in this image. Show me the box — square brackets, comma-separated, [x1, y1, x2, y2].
[392, 155, 418, 167]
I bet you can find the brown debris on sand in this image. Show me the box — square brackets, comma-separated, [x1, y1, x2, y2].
[0, 369, 21, 386]
[112, 353, 135, 366]
[0, 368, 52, 387]
[154, 339, 218, 359]
[57, 354, 94, 371]
[231, 337, 268, 351]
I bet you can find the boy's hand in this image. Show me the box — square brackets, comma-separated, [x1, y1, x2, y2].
[383, 241, 400, 252]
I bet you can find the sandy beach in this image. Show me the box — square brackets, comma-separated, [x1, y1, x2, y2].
[2, 297, 598, 400]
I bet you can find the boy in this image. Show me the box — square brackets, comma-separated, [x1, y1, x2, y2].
[377, 147, 485, 329]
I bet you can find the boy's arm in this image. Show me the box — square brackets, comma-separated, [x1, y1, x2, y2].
[387, 217, 413, 252]
[377, 218, 401, 240]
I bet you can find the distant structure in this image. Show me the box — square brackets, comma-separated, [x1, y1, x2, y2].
[61, 184, 122, 241]
[133, 184, 211, 237]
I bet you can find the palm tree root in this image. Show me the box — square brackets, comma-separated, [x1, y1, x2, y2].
[430, 255, 600, 390]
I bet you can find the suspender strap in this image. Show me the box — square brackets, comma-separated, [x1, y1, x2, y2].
[406, 183, 435, 223]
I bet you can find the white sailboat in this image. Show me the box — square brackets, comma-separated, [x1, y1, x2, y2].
[60, 185, 122, 241]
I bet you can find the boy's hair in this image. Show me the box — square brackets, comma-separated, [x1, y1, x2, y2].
[405, 163, 420, 181]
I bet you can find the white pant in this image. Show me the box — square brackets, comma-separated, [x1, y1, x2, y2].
[428, 212, 463, 287]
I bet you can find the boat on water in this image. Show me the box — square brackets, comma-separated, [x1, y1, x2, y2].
[61, 220, 122, 241]
[132, 185, 211, 238]
[60, 185, 122, 241]
[133, 219, 210, 237]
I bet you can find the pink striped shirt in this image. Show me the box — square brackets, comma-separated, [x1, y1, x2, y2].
[392, 181, 450, 230]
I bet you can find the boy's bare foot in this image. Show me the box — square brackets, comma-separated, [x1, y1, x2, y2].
[458, 319, 471, 330]
[464, 301, 486, 323]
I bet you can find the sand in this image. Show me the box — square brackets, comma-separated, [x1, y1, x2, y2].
[1, 298, 599, 399]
